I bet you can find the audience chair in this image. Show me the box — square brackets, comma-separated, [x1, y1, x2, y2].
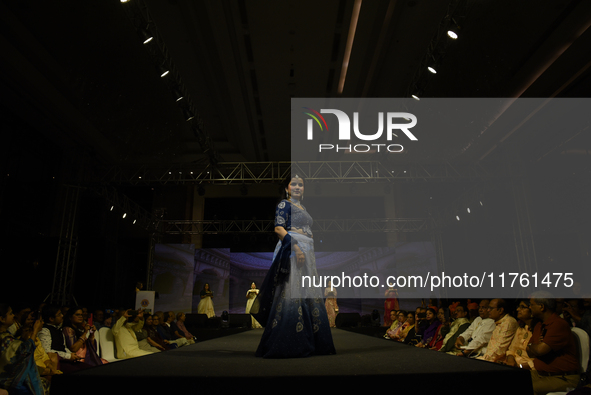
[547, 327, 589, 395]
[98, 327, 122, 362]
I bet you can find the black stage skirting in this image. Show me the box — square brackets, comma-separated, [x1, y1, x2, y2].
[52, 329, 533, 395]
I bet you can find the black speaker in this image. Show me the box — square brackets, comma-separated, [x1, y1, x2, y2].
[335, 312, 361, 328]
[228, 314, 252, 328]
[185, 314, 208, 330]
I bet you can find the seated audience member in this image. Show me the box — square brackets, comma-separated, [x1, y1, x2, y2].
[102, 314, 113, 329]
[136, 314, 162, 353]
[111, 309, 153, 359]
[93, 309, 105, 330]
[467, 302, 480, 322]
[168, 311, 194, 344]
[416, 308, 441, 348]
[176, 312, 197, 342]
[526, 292, 580, 395]
[388, 311, 408, 340]
[452, 299, 495, 357]
[427, 307, 450, 350]
[393, 312, 416, 344]
[6, 305, 31, 336]
[414, 307, 429, 340]
[384, 310, 402, 339]
[0, 303, 45, 395]
[147, 315, 172, 351]
[38, 305, 91, 373]
[157, 312, 189, 348]
[439, 303, 471, 353]
[62, 307, 107, 366]
[476, 299, 518, 363]
[563, 299, 591, 337]
[505, 299, 537, 369]
[17, 308, 61, 378]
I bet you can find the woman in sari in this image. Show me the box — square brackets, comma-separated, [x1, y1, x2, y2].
[416, 308, 440, 347]
[0, 303, 45, 395]
[324, 281, 339, 328]
[245, 283, 262, 329]
[252, 175, 336, 358]
[427, 307, 450, 350]
[197, 284, 215, 318]
[385, 311, 406, 339]
[393, 312, 416, 343]
[17, 310, 60, 378]
[62, 307, 107, 367]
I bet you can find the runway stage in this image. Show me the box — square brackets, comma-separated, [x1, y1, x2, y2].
[52, 329, 533, 394]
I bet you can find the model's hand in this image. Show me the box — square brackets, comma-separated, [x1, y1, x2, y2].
[294, 245, 305, 267]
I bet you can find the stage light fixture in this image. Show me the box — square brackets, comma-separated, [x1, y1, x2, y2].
[141, 29, 153, 44]
[428, 66, 437, 74]
[159, 65, 169, 77]
[412, 94, 420, 100]
[122, 213, 127, 218]
[456, 215, 460, 221]
[480, 201, 483, 206]
[110, 206, 114, 211]
[120, 0, 130, 3]
[183, 109, 195, 121]
[447, 30, 458, 39]
[467, 208, 471, 213]
[174, 89, 184, 102]
[133, 219, 136, 224]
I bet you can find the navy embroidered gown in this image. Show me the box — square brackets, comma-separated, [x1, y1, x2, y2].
[254, 199, 336, 358]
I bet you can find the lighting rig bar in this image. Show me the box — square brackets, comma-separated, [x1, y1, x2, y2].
[160, 218, 434, 235]
[101, 161, 496, 185]
[120, 0, 220, 166]
[93, 186, 159, 232]
[405, 0, 469, 99]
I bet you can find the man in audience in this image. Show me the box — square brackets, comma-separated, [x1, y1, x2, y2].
[38, 305, 91, 373]
[526, 292, 579, 395]
[414, 307, 429, 340]
[159, 312, 189, 347]
[111, 308, 154, 359]
[93, 309, 105, 330]
[477, 298, 518, 363]
[439, 303, 471, 353]
[452, 299, 495, 357]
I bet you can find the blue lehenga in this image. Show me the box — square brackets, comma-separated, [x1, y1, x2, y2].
[252, 199, 336, 358]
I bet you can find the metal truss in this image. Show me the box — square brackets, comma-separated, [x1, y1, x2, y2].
[93, 186, 159, 232]
[101, 161, 497, 185]
[50, 185, 81, 306]
[160, 218, 434, 235]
